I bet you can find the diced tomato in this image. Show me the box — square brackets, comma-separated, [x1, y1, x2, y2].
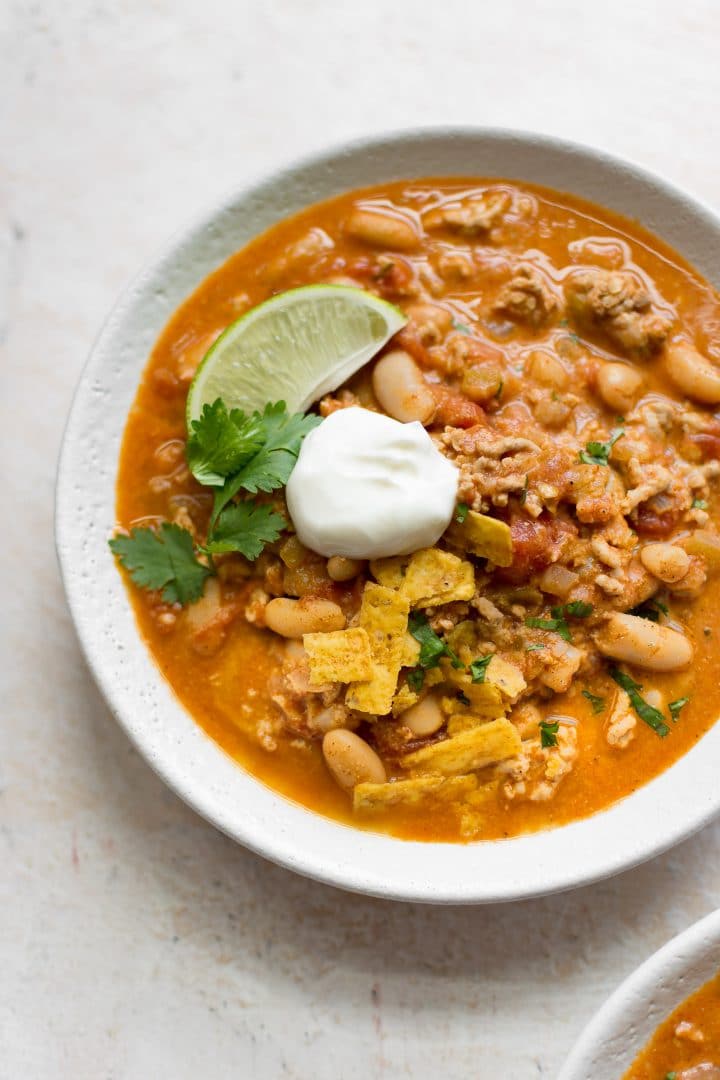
[430, 386, 485, 428]
[498, 514, 577, 583]
[634, 504, 683, 538]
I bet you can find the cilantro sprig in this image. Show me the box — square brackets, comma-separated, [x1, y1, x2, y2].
[579, 427, 624, 466]
[111, 399, 320, 605]
[109, 523, 212, 605]
[205, 401, 321, 528]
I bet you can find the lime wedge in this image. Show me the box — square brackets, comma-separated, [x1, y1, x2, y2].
[186, 284, 407, 425]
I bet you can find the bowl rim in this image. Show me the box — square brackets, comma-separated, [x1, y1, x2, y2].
[56, 125, 720, 904]
[558, 907, 720, 1078]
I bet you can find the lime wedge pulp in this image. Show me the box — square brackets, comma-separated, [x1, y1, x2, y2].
[186, 284, 407, 425]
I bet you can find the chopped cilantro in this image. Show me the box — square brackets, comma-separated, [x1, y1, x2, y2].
[561, 601, 594, 619]
[666, 1073, 677, 1080]
[452, 318, 471, 334]
[525, 616, 572, 642]
[201, 501, 285, 560]
[668, 696, 689, 721]
[579, 427, 624, 466]
[455, 502, 469, 524]
[408, 613, 463, 670]
[526, 643, 546, 652]
[692, 497, 708, 510]
[494, 379, 504, 400]
[469, 654, 493, 683]
[109, 523, 212, 605]
[520, 475, 529, 505]
[406, 667, 425, 693]
[582, 689, 606, 714]
[525, 602, 592, 644]
[539, 719, 560, 748]
[456, 690, 471, 706]
[630, 598, 668, 623]
[610, 668, 670, 737]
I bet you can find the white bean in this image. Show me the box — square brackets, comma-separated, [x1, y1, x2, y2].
[640, 543, 691, 584]
[345, 207, 420, 251]
[322, 730, 386, 791]
[526, 350, 568, 389]
[665, 341, 720, 404]
[401, 694, 445, 736]
[372, 349, 436, 423]
[594, 612, 693, 672]
[596, 362, 644, 413]
[264, 597, 346, 638]
[327, 555, 364, 582]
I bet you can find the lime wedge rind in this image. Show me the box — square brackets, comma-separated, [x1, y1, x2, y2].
[186, 284, 407, 426]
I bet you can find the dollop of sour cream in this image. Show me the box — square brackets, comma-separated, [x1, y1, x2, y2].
[286, 407, 459, 559]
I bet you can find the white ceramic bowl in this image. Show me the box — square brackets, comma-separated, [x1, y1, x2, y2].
[56, 128, 720, 903]
[559, 907, 720, 1078]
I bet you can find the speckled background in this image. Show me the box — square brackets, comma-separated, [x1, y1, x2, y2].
[3, 2, 720, 1076]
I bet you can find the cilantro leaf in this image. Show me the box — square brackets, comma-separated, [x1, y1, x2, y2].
[561, 601, 593, 619]
[469, 654, 493, 683]
[186, 399, 264, 486]
[668, 696, 689, 721]
[582, 689, 606, 714]
[455, 502, 469, 524]
[539, 719, 560, 748]
[109, 523, 211, 605]
[525, 616, 572, 642]
[452, 319, 471, 334]
[526, 643, 545, 652]
[202, 502, 285, 560]
[406, 667, 425, 693]
[579, 428, 624, 466]
[211, 402, 321, 526]
[692, 498, 707, 510]
[609, 668, 670, 737]
[408, 613, 463, 669]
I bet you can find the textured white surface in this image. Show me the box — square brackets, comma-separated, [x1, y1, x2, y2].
[3, 1, 720, 1077]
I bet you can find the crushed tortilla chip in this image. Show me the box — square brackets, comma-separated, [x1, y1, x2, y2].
[443, 669, 505, 715]
[353, 774, 478, 811]
[447, 712, 495, 735]
[400, 632, 421, 668]
[400, 547, 475, 606]
[401, 717, 521, 775]
[371, 548, 475, 607]
[303, 627, 373, 687]
[370, 555, 408, 590]
[392, 667, 444, 717]
[346, 584, 410, 715]
[486, 655, 526, 702]
[446, 510, 513, 567]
